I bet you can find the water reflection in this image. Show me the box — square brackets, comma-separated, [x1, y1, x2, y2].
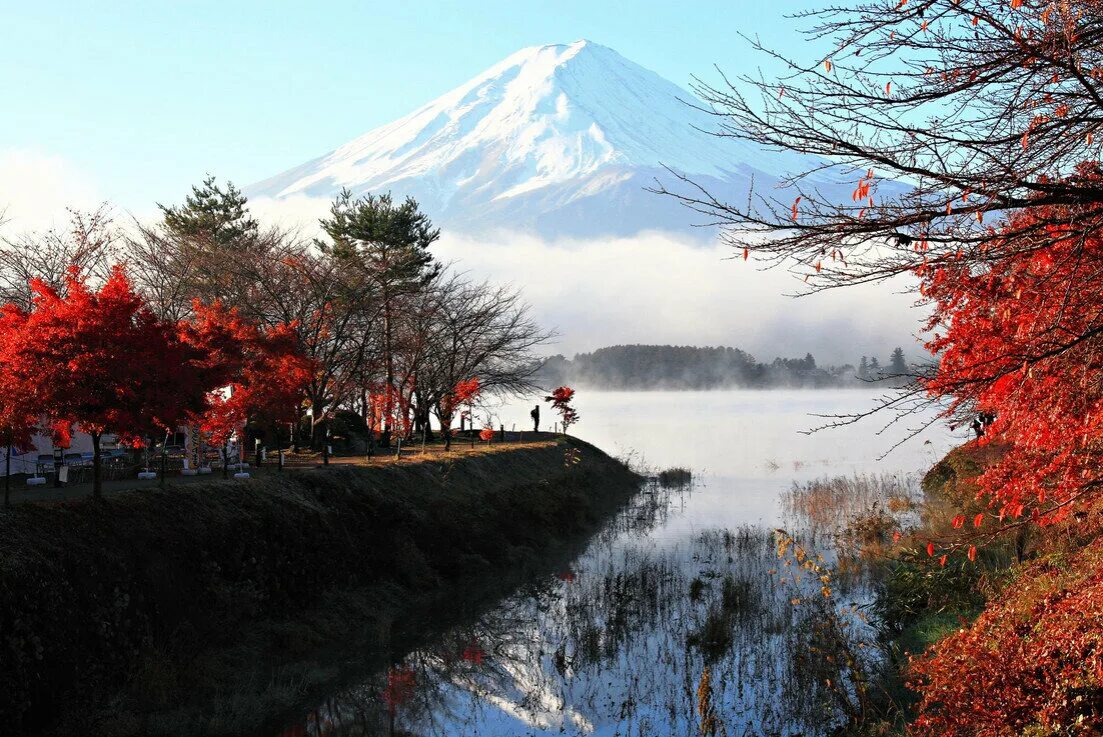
[279, 490, 893, 735]
[274, 390, 958, 736]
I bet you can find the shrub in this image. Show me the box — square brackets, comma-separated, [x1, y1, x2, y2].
[909, 539, 1103, 736]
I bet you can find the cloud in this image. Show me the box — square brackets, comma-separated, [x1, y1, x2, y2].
[249, 196, 929, 366]
[434, 230, 928, 365]
[248, 194, 332, 233]
[0, 148, 102, 232]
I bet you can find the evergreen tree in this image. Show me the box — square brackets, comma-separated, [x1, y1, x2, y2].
[868, 356, 881, 375]
[888, 347, 907, 375]
[159, 175, 257, 249]
[154, 176, 260, 310]
[858, 356, 869, 380]
[318, 190, 440, 445]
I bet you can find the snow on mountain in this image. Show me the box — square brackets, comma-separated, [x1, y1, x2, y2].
[247, 40, 840, 238]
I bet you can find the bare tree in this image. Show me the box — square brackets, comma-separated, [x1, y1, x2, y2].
[252, 242, 382, 450]
[0, 206, 117, 309]
[660, 0, 1102, 279]
[419, 274, 551, 446]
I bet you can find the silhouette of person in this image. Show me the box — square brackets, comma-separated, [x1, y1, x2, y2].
[531, 404, 540, 433]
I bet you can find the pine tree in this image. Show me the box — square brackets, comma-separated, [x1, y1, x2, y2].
[318, 190, 440, 445]
[868, 356, 881, 376]
[155, 176, 260, 309]
[160, 175, 257, 249]
[858, 356, 869, 380]
[888, 347, 907, 375]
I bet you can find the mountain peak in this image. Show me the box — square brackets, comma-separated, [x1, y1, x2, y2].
[246, 42, 823, 238]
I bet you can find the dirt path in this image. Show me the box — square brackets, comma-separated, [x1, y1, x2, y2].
[2, 434, 562, 505]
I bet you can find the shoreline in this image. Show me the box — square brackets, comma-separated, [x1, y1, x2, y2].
[0, 436, 642, 736]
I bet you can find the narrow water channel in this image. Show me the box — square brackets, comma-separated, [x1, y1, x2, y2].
[274, 390, 957, 736]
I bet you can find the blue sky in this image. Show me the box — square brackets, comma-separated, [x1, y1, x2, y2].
[2, 0, 821, 213]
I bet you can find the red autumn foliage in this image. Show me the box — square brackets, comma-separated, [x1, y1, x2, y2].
[922, 167, 1103, 526]
[544, 386, 579, 432]
[0, 267, 312, 496]
[913, 168, 1103, 732]
[438, 377, 480, 449]
[2, 267, 209, 497]
[0, 303, 41, 502]
[909, 536, 1103, 736]
[183, 302, 314, 445]
[479, 426, 495, 442]
[0, 305, 38, 455]
[382, 666, 417, 713]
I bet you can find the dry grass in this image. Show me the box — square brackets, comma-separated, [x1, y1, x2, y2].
[781, 473, 919, 546]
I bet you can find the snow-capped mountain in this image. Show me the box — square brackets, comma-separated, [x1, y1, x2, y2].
[247, 40, 836, 238]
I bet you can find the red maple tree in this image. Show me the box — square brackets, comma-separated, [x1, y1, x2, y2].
[182, 302, 313, 456]
[0, 303, 39, 505]
[4, 267, 208, 498]
[545, 386, 579, 432]
[921, 168, 1103, 530]
[910, 170, 1103, 732]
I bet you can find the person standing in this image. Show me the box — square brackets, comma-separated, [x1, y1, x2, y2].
[530, 404, 540, 433]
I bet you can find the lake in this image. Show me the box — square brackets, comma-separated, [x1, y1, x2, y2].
[273, 389, 959, 736]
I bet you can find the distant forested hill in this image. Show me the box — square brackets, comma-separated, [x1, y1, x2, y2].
[537, 344, 912, 390]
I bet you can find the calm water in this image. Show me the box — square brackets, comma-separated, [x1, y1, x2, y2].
[275, 390, 958, 736]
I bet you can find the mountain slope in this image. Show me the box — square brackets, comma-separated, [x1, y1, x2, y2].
[247, 40, 843, 238]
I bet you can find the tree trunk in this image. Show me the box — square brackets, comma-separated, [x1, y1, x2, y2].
[276, 425, 284, 472]
[422, 407, 435, 441]
[382, 298, 394, 447]
[160, 436, 167, 489]
[4, 434, 11, 508]
[92, 432, 103, 500]
[322, 421, 330, 465]
[223, 439, 230, 479]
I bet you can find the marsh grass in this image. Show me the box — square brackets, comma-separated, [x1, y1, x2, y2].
[267, 465, 960, 737]
[782, 473, 919, 538]
[657, 467, 693, 488]
[308, 516, 867, 737]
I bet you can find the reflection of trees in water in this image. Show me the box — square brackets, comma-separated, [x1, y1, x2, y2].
[276, 478, 887, 737]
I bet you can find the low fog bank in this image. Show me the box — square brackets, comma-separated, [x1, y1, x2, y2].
[430, 229, 927, 367]
[535, 345, 916, 391]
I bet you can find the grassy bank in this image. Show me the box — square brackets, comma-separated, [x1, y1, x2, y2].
[0, 436, 641, 736]
[895, 443, 1103, 735]
[832, 440, 1103, 734]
